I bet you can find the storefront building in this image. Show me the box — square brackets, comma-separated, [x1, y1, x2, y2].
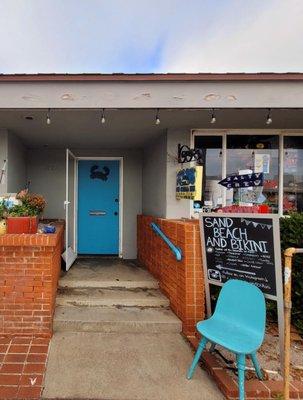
[0, 73, 302, 337]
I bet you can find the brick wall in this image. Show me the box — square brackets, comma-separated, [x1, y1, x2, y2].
[137, 215, 204, 337]
[0, 224, 64, 337]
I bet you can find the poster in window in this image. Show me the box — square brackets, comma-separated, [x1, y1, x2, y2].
[254, 154, 270, 173]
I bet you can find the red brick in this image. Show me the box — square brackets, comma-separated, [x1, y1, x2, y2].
[9, 344, 29, 354]
[0, 363, 24, 373]
[212, 368, 239, 398]
[19, 374, 43, 386]
[0, 386, 18, 399]
[5, 353, 27, 363]
[17, 386, 42, 399]
[26, 353, 47, 363]
[0, 224, 63, 337]
[23, 363, 45, 374]
[244, 379, 270, 398]
[29, 345, 48, 354]
[0, 344, 9, 353]
[0, 373, 21, 385]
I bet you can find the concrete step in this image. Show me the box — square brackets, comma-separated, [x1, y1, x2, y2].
[56, 287, 170, 308]
[54, 305, 182, 333]
[59, 260, 158, 290]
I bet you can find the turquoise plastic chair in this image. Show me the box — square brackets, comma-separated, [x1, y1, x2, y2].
[187, 279, 266, 400]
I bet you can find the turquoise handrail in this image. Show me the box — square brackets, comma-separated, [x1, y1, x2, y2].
[150, 222, 182, 261]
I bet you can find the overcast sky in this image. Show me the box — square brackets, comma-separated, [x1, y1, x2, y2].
[0, 0, 302, 74]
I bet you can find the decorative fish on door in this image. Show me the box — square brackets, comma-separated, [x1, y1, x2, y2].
[90, 165, 110, 181]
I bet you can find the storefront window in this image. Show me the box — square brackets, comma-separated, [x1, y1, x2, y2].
[193, 132, 303, 214]
[283, 136, 303, 213]
[194, 135, 222, 209]
[227, 135, 279, 213]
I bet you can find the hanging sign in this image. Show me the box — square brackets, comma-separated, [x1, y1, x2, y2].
[176, 166, 203, 200]
[219, 172, 264, 189]
[199, 212, 284, 366]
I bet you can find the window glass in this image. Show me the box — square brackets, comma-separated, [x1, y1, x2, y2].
[194, 135, 222, 209]
[283, 136, 303, 213]
[226, 135, 279, 213]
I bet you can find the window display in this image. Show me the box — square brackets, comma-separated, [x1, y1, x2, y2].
[193, 132, 303, 215]
[227, 135, 279, 213]
[283, 136, 303, 213]
[193, 136, 222, 209]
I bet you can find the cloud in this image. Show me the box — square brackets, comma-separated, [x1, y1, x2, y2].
[159, 0, 303, 72]
[0, 0, 302, 73]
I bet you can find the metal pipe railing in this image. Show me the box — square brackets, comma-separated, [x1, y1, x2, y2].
[284, 247, 303, 400]
[150, 222, 182, 261]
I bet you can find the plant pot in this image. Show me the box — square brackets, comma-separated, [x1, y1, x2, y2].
[7, 216, 38, 234]
[0, 219, 6, 235]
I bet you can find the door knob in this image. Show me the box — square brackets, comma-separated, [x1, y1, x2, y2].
[114, 212, 118, 216]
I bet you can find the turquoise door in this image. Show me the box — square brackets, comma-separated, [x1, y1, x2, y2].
[78, 160, 120, 254]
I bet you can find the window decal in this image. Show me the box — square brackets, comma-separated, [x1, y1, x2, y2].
[90, 165, 110, 181]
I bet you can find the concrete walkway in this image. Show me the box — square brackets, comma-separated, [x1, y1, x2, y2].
[42, 332, 223, 400]
[42, 258, 223, 399]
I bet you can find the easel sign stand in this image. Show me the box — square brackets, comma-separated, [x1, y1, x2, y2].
[199, 212, 284, 369]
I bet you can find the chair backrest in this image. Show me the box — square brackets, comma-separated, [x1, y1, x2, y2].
[213, 279, 266, 338]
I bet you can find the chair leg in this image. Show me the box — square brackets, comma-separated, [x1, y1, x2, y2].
[250, 352, 263, 380]
[236, 354, 246, 400]
[187, 337, 208, 379]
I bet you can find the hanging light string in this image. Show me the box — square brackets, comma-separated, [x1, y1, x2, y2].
[101, 108, 106, 124]
[266, 108, 272, 125]
[155, 108, 160, 125]
[46, 108, 51, 125]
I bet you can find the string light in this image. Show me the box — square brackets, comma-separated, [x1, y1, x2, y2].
[155, 108, 160, 125]
[101, 108, 106, 124]
[266, 108, 272, 125]
[210, 108, 216, 124]
[46, 108, 51, 125]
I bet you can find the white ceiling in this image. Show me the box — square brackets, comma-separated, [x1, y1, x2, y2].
[0, 108, 303, 149]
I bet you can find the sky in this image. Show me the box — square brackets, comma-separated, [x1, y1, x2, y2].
[0, 0, 302, 74]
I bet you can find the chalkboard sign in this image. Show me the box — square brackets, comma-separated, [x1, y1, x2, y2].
[201, 214, 280, 296]
[200, 212, 284, 367]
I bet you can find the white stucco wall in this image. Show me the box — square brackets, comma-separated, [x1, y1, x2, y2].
[26, 148, 142, 259]
[142, 133, 167, 218]
[7, 132, 27, 193]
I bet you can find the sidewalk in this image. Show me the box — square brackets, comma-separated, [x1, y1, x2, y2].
[42, 331, 223, 400]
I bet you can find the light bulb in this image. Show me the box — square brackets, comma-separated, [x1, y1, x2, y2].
[101, 109, 106, 124]
[46, 109, 51, 125]
[155, 109, 160, 125]
[266, 109, 272, 125]
[210, 109, 216, 124]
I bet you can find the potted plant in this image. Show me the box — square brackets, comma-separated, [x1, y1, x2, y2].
[0, 200, 7, 235]
[6, 190, 46, 234]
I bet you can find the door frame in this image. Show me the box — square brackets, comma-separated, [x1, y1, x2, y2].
[74, 157, 124, 257]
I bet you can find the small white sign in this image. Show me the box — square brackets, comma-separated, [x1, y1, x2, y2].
[254, 154, 270, 174]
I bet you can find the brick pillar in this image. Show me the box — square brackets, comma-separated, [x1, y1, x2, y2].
[0, 224, 64, 337]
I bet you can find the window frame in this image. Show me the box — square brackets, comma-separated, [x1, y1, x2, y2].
[191, 129, 303, 215]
